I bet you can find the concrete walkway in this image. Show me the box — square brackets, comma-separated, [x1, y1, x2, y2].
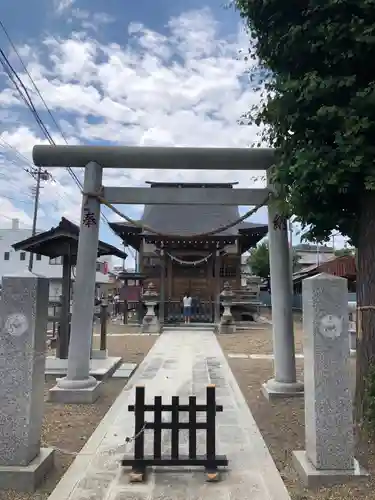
[48, 329, 291, 500]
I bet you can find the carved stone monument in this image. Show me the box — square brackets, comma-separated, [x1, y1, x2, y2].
[219, 282, 236, 334]
[141, 283, 160, 334]
[0, 272, 54, 491]
[293, 273, 367, 487]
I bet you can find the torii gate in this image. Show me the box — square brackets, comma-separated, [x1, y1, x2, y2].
[33, 145, 303, 402]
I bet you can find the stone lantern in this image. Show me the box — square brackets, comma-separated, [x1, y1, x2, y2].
[219, 281, 236, 334]
[141, 282, 161, 334]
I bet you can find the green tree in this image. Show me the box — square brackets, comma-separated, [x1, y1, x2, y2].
[334, 247, 355, 257]
[235, 0, 375, 427]
[248, 240, 301, 278]
[247, 241, 270, 278]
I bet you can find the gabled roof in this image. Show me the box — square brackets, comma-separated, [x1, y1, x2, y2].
[141, 182, 267, 237]
[12, 217, 127, 262]
[109, 182, 268, 252]
[293, 255, 356, 283]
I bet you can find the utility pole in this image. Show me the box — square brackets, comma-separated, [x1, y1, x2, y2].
[28, 167, 50, 272]
[28, 168, 41, 272]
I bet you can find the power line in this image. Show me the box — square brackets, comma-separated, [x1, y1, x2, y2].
[0, 138, 36, 178]
[0, 40, 81, 189]
[0, 19, 70, 144]
[0, 32, 108, 219]
[0, 21, 115, 246]
[0, 139, 72, 205]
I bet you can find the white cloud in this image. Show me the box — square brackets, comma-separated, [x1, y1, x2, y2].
[69, 8, 115, 31]
[0, 8, 268, 241]
[54, 0, 76, 15]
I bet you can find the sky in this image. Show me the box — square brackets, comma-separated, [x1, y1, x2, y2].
[0, 0, 348, 266]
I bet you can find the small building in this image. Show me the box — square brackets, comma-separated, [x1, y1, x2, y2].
[293, 254, 356, 293]
[10, 217, 126, 299]
[109, 181, 268, 322]
[293, 243, 335, 272]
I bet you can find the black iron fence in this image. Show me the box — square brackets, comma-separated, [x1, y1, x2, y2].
[122, 385, 228, 481]
[118, 300, 214, 324]
[164, 300, 214, 323]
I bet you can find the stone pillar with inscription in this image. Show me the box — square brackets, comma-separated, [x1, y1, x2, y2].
[293, 273, 367, 487]
[0, 272, 54, 491]
[262, 176, 303, 400]
[49, 161, 103, 404]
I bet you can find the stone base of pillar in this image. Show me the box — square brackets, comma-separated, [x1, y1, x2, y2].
[141, 316, 161, 334]
[292, 451, 368, 489]
[218, 316, 236, 334]
[45, 356, 122, 380]
[0, 448, 54, 492]
[48, 375, 101, 403]
[91, 348, 108, 360]
[261, 378, 304, 401]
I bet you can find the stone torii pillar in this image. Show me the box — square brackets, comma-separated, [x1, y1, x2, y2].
[49, 162, 103, 403]
[262, 178, 304, 400]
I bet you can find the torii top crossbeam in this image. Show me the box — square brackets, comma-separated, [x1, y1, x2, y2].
[32, 145, 275, 171]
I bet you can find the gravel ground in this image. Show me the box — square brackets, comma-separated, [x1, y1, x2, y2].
[92, 333, 157, 362]
[0, 335, 157, 500]
[218, 320, 375, 500]
[5, 316, 373, 500]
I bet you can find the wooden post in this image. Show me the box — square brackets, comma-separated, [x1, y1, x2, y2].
[153, 396, 162, 459]
[214, 250, 221, 324]
[123, 299, 128, 324]
[159, 249, 166, 325]
[188, 396, 197, 459]
[100, 302, 108, 351]
[171, 396, 180, 459]
[167, 253, 173, 299]
[57, 253, 72, 359]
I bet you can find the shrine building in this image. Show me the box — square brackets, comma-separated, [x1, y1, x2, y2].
[109, 181, 268, 323]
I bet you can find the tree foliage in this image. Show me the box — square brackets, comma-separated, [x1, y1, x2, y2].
[235, 0, 375, 244]
[334, 247, 355, 257]
[247, 241, 270, 278]
[235, 0, 375, 427]
[247, 240, 300, 278]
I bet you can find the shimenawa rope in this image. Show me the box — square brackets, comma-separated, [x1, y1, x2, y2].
[8, 189, 269, 455]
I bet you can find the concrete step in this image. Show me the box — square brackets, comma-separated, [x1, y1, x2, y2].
[163, 323, 215, 331]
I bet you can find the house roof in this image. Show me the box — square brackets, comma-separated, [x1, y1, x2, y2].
[109, 182, 268, 252]
[293, 255, 356, 283]
[12, 217, 127, 263]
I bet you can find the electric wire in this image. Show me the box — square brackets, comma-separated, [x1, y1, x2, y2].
[0, 22, 265, 244]
[0, 36, 112, 229]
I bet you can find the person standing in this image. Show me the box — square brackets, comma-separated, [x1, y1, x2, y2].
[113, 292, 120, 317]
[183, 292, 192, 324]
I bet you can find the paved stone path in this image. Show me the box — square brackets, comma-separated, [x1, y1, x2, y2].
[48, 329, 291, 500]
[227, 353, 304, 360]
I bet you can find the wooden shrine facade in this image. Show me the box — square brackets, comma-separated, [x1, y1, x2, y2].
[109, 182, 268, 323]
